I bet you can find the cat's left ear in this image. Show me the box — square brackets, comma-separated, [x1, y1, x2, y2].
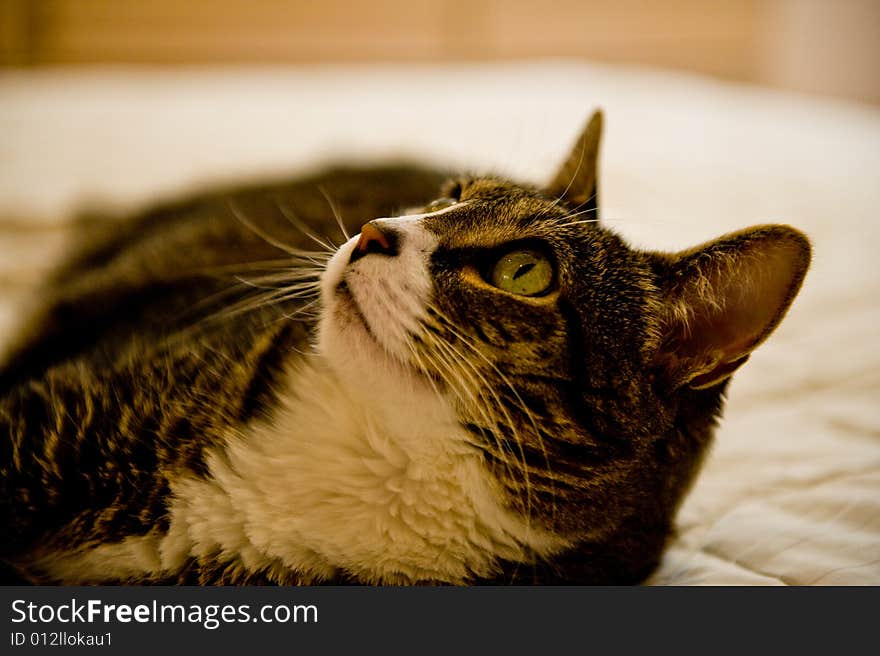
[652, 225, 811, 390]
[547, 110, 603, 211]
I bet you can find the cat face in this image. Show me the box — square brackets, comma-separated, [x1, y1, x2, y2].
[320, 176, 658, 540]
[318, 112, 810, 581]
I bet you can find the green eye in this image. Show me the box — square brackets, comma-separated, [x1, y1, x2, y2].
[490, 249, 554, 296]
[425, 197, 457, 213]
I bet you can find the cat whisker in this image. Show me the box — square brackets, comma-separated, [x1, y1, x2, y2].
[273, 197, 339, 253]
[232, 270, 327, 291]
[422, 314, 537, 531]
[162, 256, 332, 280]
[404, 341, 444, 399]
[532, 185, 598, 225]
[317, 185, 350, 241]
[227, 200, 332, 259]
[413, 333, 524, 499]
[543, 205, 601, 229]
[408, 323, 500, 445]
[557, 205, 599, 221]
[279, 297, 322, 321]
[433, 333, 534, 514]
[545, 142, 589, 216]
[210, 292, 310, 323]
[427, 305, 560, 529]
[554, 212, 703, 230]
[550, 217, 644, 229]
[185, 256, 324, 317]
[273, 287, 324, 306]
[143, 252, 322, 358]
[204, 254, 332, 270]
[195, 276, 321, 326]
[553, 219, 600, 228]
[406, 340, 499, 449]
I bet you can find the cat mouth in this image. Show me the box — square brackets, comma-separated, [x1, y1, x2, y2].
[334, 280, 377, 341]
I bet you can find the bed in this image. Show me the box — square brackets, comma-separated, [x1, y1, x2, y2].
[1, 62, 878, 585]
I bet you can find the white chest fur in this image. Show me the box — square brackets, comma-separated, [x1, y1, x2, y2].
[158, 358, 564, 584]
[34, 357, 562, 584]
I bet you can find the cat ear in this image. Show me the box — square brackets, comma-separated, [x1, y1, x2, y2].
[652, 225, 811, 390]
[547, 110, 603, 211]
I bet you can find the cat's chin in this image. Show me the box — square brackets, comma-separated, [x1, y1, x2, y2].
[317, 282, 427, 394]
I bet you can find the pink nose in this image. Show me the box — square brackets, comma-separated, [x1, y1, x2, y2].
[350, 221, 398, 262]
[357, 222, 391, 253]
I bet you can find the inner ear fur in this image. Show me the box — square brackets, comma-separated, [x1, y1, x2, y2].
[652, 225, 811, 390]
[548, 110, 603, 211]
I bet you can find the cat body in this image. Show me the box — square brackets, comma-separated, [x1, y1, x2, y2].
[0, 113, 810, 584]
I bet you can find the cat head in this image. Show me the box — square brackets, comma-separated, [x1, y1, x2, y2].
[317, 112, 810, 583]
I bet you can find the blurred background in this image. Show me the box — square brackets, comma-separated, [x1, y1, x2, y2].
[2, 0, 879, 105]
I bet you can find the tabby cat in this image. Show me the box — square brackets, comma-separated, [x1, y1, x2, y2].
[0, 112, 810, 585]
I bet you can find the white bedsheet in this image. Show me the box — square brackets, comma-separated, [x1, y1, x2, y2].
[1, 62, 878, 585]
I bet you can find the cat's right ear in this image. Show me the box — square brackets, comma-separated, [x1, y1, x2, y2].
[651, 225, 811, 390]
[547, 110, 603, 211]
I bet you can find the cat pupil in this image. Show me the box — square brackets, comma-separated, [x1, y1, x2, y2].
[513, 262, 535, 279]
